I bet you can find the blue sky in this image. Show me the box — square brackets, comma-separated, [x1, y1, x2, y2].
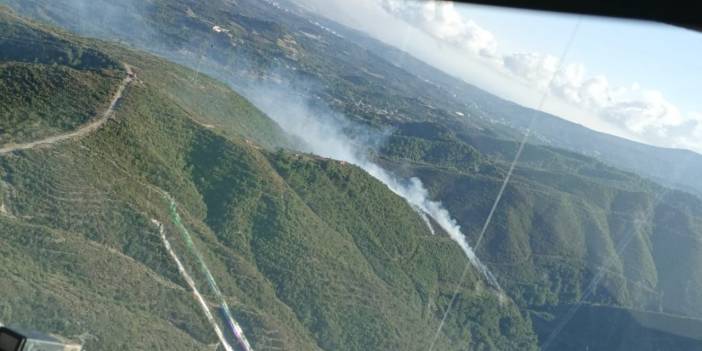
[295, 0, 702, 153]
[461, 3, 702, 113]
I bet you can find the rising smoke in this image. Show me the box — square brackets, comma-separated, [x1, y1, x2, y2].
[244, 83, 501, 289]
[8, 0, 501, 289]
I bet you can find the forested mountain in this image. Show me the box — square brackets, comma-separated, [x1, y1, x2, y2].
[0, 8, 535, 350]
[1, 1, 702, 350]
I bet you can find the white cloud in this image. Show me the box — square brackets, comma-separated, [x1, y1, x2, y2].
[500, 50, 691, 146]
[577, 75, 610, 109]
[503, 52, 561, 90]
[552, 62, 587, 103]
[669, 112, 702, 150]
[381, 0, 498, 58]
[603, 89, 683, 135]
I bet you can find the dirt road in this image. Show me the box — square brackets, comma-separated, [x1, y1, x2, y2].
[0, 64, 135, 155]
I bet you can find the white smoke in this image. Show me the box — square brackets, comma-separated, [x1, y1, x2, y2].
[244, 84, 500, 289]
[35, 0, 501, 289]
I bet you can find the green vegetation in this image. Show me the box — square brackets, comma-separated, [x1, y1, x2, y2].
[388, 134, 702, 313]
[3, 1, 702, 349]
[268, 153, 536, 350]
[0, 9, 538, 350]
[383, 133, 702, 347]
[0, 62, 121, 144]
[0, 7, 119, 71]
[102, 46, 291, 150]
[0, 9, 123, 144]
[379, 122, 482, 173]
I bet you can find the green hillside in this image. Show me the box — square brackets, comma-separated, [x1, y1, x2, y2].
[0, 9, 123, 145]
[0, 63, 122, 145]
[378, 120, 702, 310]
[0, 8, 538, 350]
[3, 2, 702, 350]
[379, 127, 702, 348]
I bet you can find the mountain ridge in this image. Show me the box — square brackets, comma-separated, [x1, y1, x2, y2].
[0, 8, 539, 350]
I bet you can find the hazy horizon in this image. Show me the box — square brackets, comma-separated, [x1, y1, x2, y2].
[292, 0, 702, 155]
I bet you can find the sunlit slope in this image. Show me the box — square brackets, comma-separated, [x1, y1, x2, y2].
[0, 83, 318, 351]
[10, 0, 702, 320]
[0, 10, 538, 351]
[183, 136, 537, 351]
[0, 5, 290, 150]
[0, 9, 123, 145]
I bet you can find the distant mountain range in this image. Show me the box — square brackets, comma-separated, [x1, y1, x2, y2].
[328, 14, 702, 198]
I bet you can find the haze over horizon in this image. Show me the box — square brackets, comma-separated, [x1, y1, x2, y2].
[293, 0, 702, 155]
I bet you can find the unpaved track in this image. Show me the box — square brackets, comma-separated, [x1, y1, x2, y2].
[152, 218, 236, 351]
[0, 65, 135, 155]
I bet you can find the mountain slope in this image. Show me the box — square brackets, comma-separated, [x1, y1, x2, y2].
[3, 2, 702, 350]
[5, 0, 702, 197]
[0, 10, 123, 145]
[0, 8, 538, 351]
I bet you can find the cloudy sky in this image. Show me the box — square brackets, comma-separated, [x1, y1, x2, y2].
[293, 0, 702, 153]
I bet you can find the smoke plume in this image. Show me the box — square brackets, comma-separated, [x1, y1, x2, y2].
[6, 0, 500, 289]
[244, 83, 500, 289]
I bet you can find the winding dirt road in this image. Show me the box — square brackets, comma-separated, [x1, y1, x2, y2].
[0, 64, 135, 155]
